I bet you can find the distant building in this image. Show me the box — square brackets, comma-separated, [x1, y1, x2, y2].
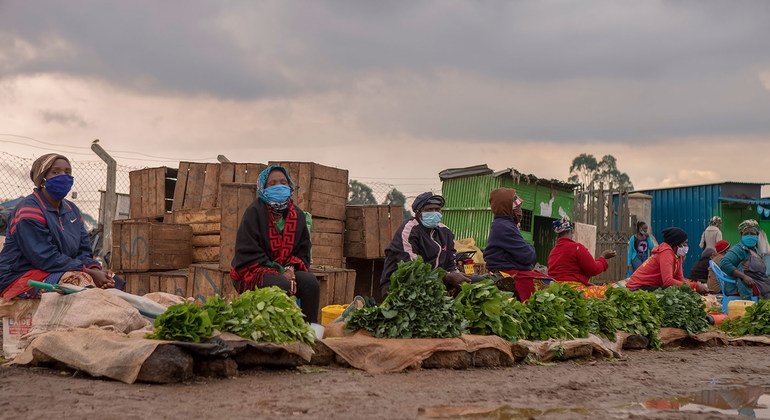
[635, 182, 770, 275]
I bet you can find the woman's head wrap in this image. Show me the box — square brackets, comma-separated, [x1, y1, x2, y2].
[552, 216, 573, 234]
[715, 240, 730, 254]
[709, 216, 722, 226]
[662, 227, 688, 247]
[30, 153, 69, 188]
[738, 219, 759, 235]
[257, 165, 294, 211]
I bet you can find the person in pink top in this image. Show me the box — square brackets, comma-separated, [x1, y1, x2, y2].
[626, 227, 708, 293]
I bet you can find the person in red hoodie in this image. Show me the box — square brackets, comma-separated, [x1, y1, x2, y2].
[547, 216, 617, 298]
[626, 227, 708, 293]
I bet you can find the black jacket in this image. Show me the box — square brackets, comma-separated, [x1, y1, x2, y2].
[379, 218, 457, 295]
[231, 200, 311, 272]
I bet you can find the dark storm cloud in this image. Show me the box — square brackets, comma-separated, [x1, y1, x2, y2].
[1, 0, 770, 142]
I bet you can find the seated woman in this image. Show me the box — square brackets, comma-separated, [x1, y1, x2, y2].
[0, 154, 117, 299]
[718, 220, 770, 299]
[689, 247, 716, 284]
[483, 188, 548, 302]
[706, 240, 730, 293]
[627, 221, 654, 276]
[230, 165, 320, 323]
[626, 227, 707, 293]
[547, 216, 616, 298]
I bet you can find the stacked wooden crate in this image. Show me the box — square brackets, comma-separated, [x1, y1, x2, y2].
[128, 166, 177, 220]
[344, 205, 405, 303]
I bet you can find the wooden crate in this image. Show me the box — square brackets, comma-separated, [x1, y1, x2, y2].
[312, 267, 356, 320]
[172, 162, 266, 211]
[129, 167, 177, 219]
[268, 161, 349, 220]
[344, 205, 404, 259]
[219, 183, 257, 271]
[122, 272, 154, 296]
[346, 257, 386, 303]
[188, 264, 240, 303]
[150, 270, 190, 297]
[111, 220, 192, 272]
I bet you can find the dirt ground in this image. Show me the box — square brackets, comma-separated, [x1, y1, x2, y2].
[1, 345, 769, 419]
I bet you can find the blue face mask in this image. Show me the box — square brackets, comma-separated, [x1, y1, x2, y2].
[44, 174, 74, 201]
[741, 235, 759, 248]
[420, 211, 442, 229]
[263, 184, 292, 204]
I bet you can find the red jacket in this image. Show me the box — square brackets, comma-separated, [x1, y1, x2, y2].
[626, 243, 698, 291]
[547, 237, 608, 285]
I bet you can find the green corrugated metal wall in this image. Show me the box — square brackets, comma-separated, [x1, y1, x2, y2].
[442, 174, 575, 250]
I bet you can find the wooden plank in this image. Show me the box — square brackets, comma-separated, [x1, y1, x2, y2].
[308, 198, 346, 221]
[183, 163, 206, 209]
[311, 217, 344, 234]
[172, 162, 190, 211]
[333, 270, 348, 303]
[344, 217, 364, 231]
[188, 264, 228, 303]
[344, 270, 356, 304]
[310, 162, 348, 184]
[152, 270, 189, 297]
[170, 208, 221, 224]
[377, 207, 390, 257]
[312, 243, 344, 260]
[192, 234, 220, 247]
[129, 170, 141, 219]
[123, 272, 151, 296]
[219, 183, 257, 271]
[311, 178, 348, 199]
[313, 257, 344, 267]
[190, 222, 221, 234]
[244, 163, 266, 184]
[310, 232, 343, 247]
[200, 163, 221, 208]
[193, 246, 220, 262]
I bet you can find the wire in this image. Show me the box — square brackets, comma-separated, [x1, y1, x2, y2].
[0, 133, 93, 150]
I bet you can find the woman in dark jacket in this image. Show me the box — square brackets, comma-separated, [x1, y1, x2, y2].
[0, 153, 116, 299]
[230, 165, 320, 322]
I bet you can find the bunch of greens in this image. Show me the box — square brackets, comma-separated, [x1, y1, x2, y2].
[585, 298, 619, 341]
[605, 287, 663, 349]
[347, 257, 465, 338]
[524, 283, 590, 341]
[453, 279, 527, 341]
[720, 300, 770, 336]
[225, 287, 315, 345]
[147, 302, 214, 342]
[203, 294, 233, 331]
[653, 284, 709, 335]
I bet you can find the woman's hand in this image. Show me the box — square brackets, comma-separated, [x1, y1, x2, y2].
[283, 267, 297, 295]
[86, 268, 115, 289]
[740, 274, 756, 288]
[601, 250, 617, 260]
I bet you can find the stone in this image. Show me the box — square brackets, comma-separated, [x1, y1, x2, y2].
[136, 344, 194, 383]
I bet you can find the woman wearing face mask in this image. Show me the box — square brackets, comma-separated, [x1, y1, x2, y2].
[0, 154, 117, 299]
[718, 220, 770, 299]
[547, 216, 616, 298]
[483, 188, 545, 301]
[626, 227, 708, 293]
[627, 221, 655, 277]
[230, 165, 320, 322]
[379, 192, 468, 297]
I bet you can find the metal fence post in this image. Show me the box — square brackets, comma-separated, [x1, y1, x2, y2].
[91, 140, 117, 264]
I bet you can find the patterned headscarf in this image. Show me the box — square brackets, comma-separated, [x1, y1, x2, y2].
[552, 216, 573, 234]
[709, 216, 722, 226]
[30, 153, 69, 188]
[257, 165, 295, 211]
[738, 219, 759, 235]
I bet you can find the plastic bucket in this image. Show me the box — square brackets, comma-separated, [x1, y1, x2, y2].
[321, 304, 348, 326]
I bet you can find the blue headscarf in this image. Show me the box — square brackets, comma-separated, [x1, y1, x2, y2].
[257, 165, 295, 211]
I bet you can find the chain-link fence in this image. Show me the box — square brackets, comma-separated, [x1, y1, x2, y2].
[0, 152, 137, 231]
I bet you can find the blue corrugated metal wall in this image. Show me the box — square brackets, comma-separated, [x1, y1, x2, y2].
[637, 184, 722, 276]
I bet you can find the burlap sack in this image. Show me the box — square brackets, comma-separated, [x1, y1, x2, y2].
[518, 334, 621, 362]
[729, 335, 770, 346]
[322, 332, 514, 374]
[26, 289, 150, 342]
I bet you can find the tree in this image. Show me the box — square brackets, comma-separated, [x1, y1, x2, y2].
[383, 187, 413, 219]
[568, 153, 634, 190]
[348, 180, 378, 205]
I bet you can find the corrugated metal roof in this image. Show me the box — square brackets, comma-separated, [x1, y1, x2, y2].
[438, 164, 494, 181]
[492, 168, 577, 192]
[633, 181, 768, 193]
[719, 197, 770, 205]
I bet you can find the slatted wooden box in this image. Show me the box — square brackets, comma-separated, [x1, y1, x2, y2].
[149, 270, 190, 297]
[188, 264, 239, 303]
[129, 167, 177, 220]
[123, 272, 153, 296]
[313, 267, 356, 320]
[111, 220, 192, 272]
[344, 205, 404, 259]
[267, 161, 349, 221]
[310, 218, 345, 268]
[167, 208, 222, 264]
[172, 162, 266, 211]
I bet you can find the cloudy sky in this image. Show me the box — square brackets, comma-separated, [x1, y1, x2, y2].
[1, 0, 770, 199]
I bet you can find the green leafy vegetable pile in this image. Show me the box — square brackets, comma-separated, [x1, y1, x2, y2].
[147, 302, 214, 342]
[585, 298, 619, 341]
[524, 283, 590, 341]
[605, 287, 663, 349]
[347, 257, 465, 338]
[720, 300, 770, 336]
[653, 284, 709, 335]
[454, 279, 527, 341]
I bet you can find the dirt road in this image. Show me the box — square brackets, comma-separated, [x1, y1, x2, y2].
[1, 345, 769, 419]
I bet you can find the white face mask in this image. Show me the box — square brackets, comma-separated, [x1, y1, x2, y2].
[677, 246, 689, 257]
